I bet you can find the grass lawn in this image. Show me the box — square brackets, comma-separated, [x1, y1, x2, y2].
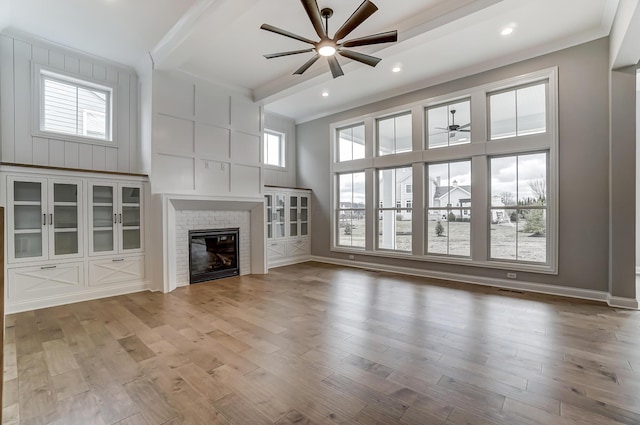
[338, 217, 546, 263]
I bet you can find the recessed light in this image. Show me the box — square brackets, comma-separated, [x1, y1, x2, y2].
[322, 91, 329, 97]
[392, 67, 401, 73]
[501, 27, 514, 36]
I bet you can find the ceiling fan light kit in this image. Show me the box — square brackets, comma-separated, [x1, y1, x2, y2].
[261, 0, 398, 78]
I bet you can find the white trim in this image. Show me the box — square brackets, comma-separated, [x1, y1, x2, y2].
[5, 281, 150, 314]
[267, 255, 312, 269]
[309, 256, 638, 310]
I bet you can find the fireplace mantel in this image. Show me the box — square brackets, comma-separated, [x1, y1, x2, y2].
[155, 193, 267, 293]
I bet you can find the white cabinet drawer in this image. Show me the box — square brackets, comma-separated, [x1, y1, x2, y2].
[8, 262, 85, 301]
[267, 241, 286, 260]
[287, 238, 310, 257]
[88, 256, 145, 287]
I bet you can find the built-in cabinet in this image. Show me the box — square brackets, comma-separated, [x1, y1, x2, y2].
[1, 165, 148, 313]
[264, 186, 311, 268]
[7, 176, 83, 263]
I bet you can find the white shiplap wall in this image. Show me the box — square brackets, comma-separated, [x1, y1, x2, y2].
[0, 33, 140, 173]
[151, 69, 296, 196]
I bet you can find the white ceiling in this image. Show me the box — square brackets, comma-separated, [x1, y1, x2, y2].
[0, 0, 629, 123]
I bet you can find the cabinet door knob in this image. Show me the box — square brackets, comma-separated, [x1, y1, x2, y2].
[49, 214, 53, 225]
[40, 265, 57, 270]
[119, 213, 122, 224]
[43, 214, 47, 226]
[112, 258, 125, 262]
[114, 213, 117, 224]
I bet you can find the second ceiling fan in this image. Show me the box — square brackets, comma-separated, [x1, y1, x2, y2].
[261, 0, 398, 78]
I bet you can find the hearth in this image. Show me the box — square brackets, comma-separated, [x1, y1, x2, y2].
[189, 228, 239, 283]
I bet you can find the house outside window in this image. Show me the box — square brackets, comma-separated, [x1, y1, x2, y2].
[427, 161, 472, 257]
[490, 152, 548, 263]
[38, 68, 113, 142]
[330, 68, 557, 274]
[264, 130, 286, 168]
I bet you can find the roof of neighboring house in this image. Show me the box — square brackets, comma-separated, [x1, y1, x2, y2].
[434, 185, 471, 200]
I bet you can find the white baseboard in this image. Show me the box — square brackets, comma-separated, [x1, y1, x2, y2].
[310, 256, 639, 310]
[5, 281, 151, 314]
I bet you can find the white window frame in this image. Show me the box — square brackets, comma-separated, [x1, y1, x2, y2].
[32, 64, 115, 145]
[329, 67, 558, 274]
[336, 123, 366, 163]
[263, 129, 286, 169]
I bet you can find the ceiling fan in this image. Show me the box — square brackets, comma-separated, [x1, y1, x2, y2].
[433, 109, 471, 137]
[260, 0, 398, 78]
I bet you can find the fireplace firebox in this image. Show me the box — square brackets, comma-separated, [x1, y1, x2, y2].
[188, 228, 239, 284]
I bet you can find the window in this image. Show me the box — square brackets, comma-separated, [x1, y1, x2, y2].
[264, 130, 286, 167]
[40, 69, 112, 141]
[337, 172, 366, 248]
[427, 161, 471, 257]
[427, 99, 471, 148]
[489, 83, 546, 139]
[378, 113, 412, 156]
[490, 152, 548, 263]
[330, 68, 556, 273]
[377, 167, 412, 252]
[338, 124, 365, 162]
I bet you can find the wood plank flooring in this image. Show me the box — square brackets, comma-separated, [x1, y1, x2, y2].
[4, 261, 640, 425]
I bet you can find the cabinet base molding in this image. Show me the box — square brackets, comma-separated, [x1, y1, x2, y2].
[268, 255, 312, 270]
[5, 280, 150, 314]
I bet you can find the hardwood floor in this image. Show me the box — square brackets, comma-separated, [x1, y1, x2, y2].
[4, 261, 640, 425]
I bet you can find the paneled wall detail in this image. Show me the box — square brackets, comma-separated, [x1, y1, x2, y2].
[151, 70, 278, 196]
[0, 34, 140, 173]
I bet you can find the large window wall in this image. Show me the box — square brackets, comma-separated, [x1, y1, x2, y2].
[330, 68, 558, 273]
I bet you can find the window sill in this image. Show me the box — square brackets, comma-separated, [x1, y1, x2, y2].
[32, 130, 117, 148]
[330, 247, 557, 275]
[262, 163, 288, 172]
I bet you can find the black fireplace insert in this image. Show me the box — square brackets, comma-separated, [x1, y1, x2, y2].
[188, 228, 239, 284]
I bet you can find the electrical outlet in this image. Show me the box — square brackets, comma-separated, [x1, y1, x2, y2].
[348, 255, 355, 260]
[507, 272, 517, 279]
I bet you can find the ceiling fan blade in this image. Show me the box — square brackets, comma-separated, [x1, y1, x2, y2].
[341, 30, 398, 48]
[300, 0, 326, 38]
[294, 54, 320, 75]
[327, 56, 344, 78]
[264, 48, 315, 59]
[333, 0, 378, 41]
[338, 50, 381, 67]
[458, 129, 471, 132]
[260, 24, 317, 45]
[459, 123, 471, 129]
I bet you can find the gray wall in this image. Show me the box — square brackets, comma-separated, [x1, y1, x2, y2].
[297, 37, 613, 293]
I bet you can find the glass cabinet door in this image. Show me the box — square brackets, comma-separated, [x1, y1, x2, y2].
[91, 184, 116, 254]
[50, 181, 81, 257]
[265, 194, 273, 239]
[12, 179, 46, 260]
[289, 196, 298, 237]
[274, 194, 286, 238]
[300, 195, 309, 236]
[120, 185, 141, 251]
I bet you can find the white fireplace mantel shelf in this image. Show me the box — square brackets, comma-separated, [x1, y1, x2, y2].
[158, 193, 267, 293]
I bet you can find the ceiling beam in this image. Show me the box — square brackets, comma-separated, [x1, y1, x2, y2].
[253, 0, 503, 104]
[610, 0, 640, 68]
